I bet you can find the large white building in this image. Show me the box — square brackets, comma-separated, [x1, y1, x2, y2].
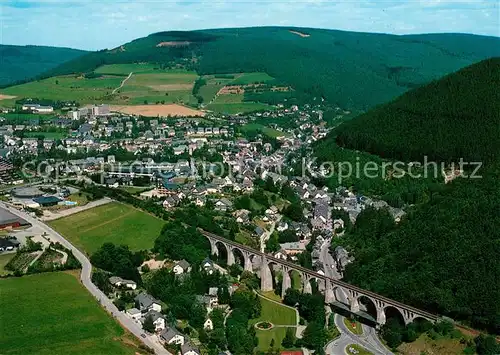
[92, 104, 110, 116]
[22, 104, 54, 113]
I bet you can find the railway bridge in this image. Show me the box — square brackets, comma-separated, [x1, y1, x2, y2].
[201, 229, 439, 326]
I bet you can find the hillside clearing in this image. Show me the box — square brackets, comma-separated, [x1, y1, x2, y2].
[289, 30, 310, 37]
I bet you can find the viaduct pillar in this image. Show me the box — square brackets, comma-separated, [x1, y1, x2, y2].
[260, 258, 273, 292]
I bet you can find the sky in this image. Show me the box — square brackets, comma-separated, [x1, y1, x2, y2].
[1, 0, 499, 50]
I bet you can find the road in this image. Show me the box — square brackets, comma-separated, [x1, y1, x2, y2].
[326, 313, 393, 355]
[260, 215, 282, 252]
[0, 202, 170, 355]
[319, 236, 342, 280]
[320, 237, 392, 355]
[112, 72, 133, 94]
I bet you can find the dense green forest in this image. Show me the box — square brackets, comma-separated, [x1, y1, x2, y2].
[333, 58, 500, 163]
[38, 27, 500, 110]
[0, 45, 86, 87]
[320, 60, 500, 334]
[338, 166, 500, 333]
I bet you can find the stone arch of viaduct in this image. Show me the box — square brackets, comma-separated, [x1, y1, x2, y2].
[205, 230, 438, 326]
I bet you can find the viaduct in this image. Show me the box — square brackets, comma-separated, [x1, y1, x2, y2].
[200, 230, 439, 326]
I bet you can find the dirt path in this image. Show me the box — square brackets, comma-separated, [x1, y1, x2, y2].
[112, 72, 133, 94]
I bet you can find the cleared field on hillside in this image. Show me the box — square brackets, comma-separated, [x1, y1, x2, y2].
[110, 104, 205, 117]
[1, 75, 122, 102]
[109, 68, 198, 105]
[207, 102, 272, 114]
[198, 83, 223, 102]
[231, 72, 274, 85]
[48, 202, 165, 254]
[0, 65, 199, 106]
[0, 272, 142, 355]
[94, 63, 162, 75]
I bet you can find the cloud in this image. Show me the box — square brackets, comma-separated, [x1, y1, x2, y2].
[0, 0, 498, 49]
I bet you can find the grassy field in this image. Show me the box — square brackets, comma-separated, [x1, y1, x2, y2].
[255, 327, 287, 352]
[114, 68, 198, 105]
[346, 344, 373, 355]
[213, 93, 245, 103]
[1, 65, 199, 107]
[344, 317, 363, 335]
[0, 253, 15, 275]
[94, 63, 162, 75]
[251, 295, 297, 351]
[252, 296, 297, 325]
[198, 83, 223, 103]
[1, 75, 122, 103]
[48, 202, 165, 255]
[241, 123, 286, 138]
[0, 272, 144, 355]
[231, 72, 274, 85]
[398, 332, 469, 355]
[118, 186, 153, 194]
[207, 102, 272, 114]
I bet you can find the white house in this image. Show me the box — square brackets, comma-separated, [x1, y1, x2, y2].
[135, 293, 162, 313]
[201, 258, 216, 275]
[160, 327, 185, 345]
[203, 318, 213, 331]
[126, 308, 142, 321]
[173, 259, 191, 275]
[142, 310, 166, 332]
[181, 342, 201, 355]
[109, 276, 137, 290]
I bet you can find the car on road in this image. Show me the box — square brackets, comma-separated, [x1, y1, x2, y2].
[141, 333, 146, 338]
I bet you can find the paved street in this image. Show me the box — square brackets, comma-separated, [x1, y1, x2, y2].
[319, 236, 342, 279]
[320, 237, 392, 355]
[0, 202, 171, 355]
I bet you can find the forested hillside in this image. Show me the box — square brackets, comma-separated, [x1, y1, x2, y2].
[0, 45, 86, 87]
[40, 27, 500, 111]
[319, 59, 500, 333]
[333, 58, 500, 163]
[339, 166, 500, 333]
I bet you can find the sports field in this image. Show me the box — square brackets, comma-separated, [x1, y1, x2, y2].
[0, 272, 143, 355]
[48, 202, 165, 254]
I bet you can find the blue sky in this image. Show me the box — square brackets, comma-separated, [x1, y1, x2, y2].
[1, 0, 499, 50]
